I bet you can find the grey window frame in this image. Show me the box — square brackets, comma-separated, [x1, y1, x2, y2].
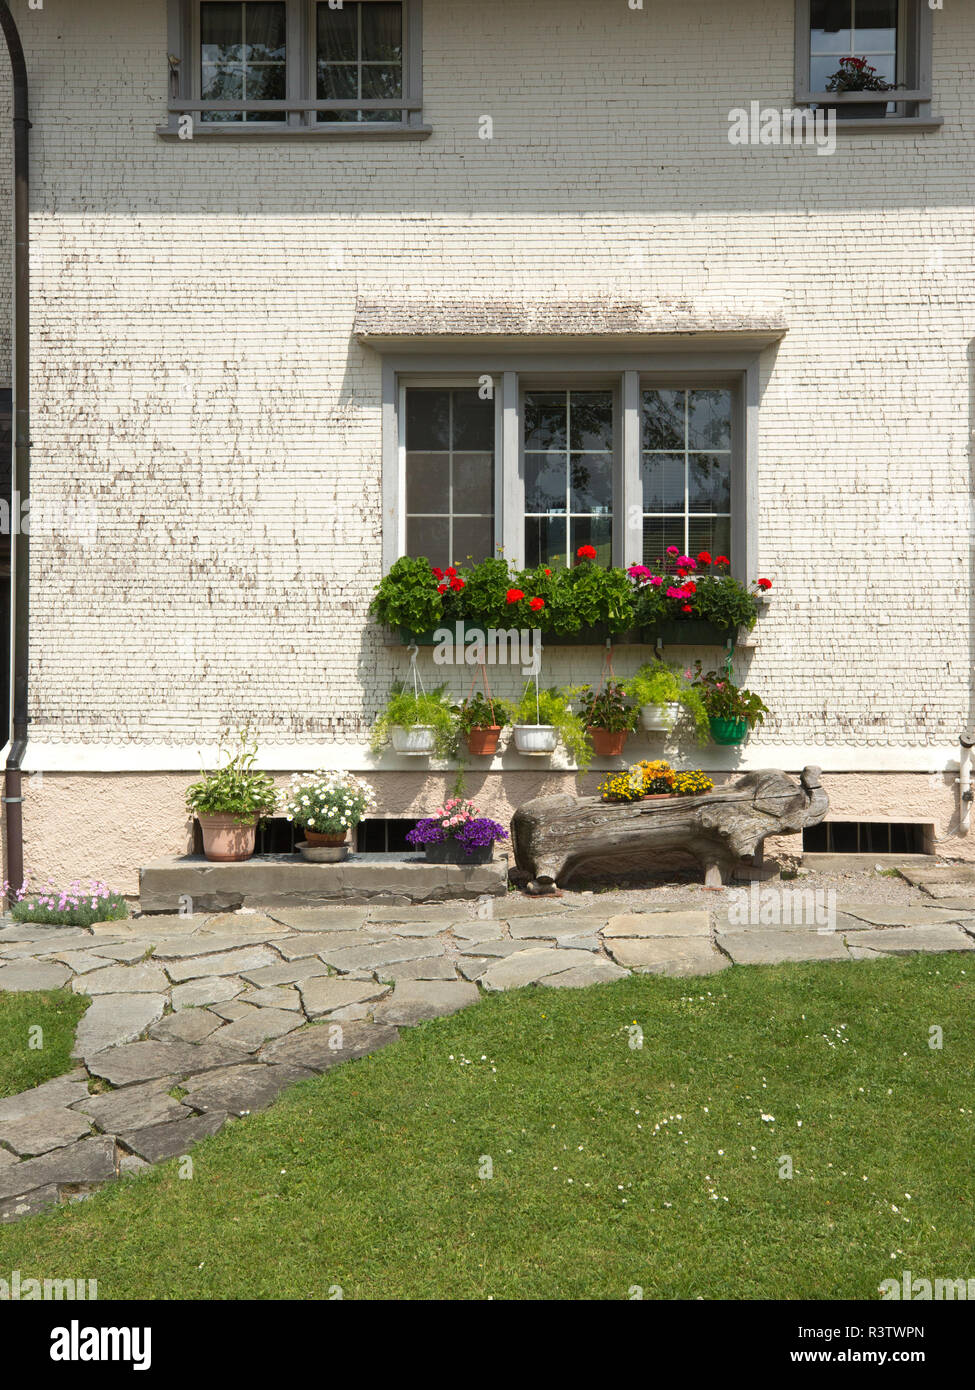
[795, 0, 936, 128]
[161, 0, 428, 138]
[381, 355, 760, 586]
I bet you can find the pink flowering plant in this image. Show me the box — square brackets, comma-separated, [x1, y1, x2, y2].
[405, 797, 509, 856]
[627, 549, 770, 632]
[6, 876, 129, 927]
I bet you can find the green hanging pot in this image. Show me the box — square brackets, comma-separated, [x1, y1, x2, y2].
[709, 715, 748, 746]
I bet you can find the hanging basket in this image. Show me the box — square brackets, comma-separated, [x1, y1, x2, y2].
[709, 716, 749, 746]
[588, 728, 629, 758]
[514, 724, 559, 754]
[466, 726, 501, 756]
[391, 725, 438, 755]
[639, 702, 681, 732]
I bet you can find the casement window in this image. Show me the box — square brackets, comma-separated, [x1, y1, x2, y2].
[795, 0, 936, 125]
[386, 362, 758, 582]
[162, 0, 426, 136]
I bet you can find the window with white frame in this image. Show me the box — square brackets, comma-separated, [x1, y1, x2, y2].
[795, 0, 934, 121]
[388, 364, 756, 581]
[163, 0, 425, 133]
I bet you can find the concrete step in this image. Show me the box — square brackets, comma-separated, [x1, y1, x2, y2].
[139, 852, 508, 913]
[800, 852, 935, 874]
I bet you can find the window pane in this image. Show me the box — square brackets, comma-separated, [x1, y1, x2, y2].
[570, 454, 612, 513]
[453, 453, 494, 515]
[246, 64, 286, 103]
[318, 64, 357, 101]
[642, 517, 686, 569]
[856, 0, 898, 47]
[317, 2, 358, 62]
[641, 389, 685, 450]
[362, 65, 403, 100]
[201, 2, 243, 62]
[407, 516, 449, 566]
[202, 65, 244, 102]
[687, 390, 732, 450]
[244, 2, 286, 60]
[525, 516, 566, 570]
[688, 454, 731, 513]
[688, 516, 732, 561]
[452, 391, 494, 449]
[642, 453, 684, 511]
[570, 517, 612, 568]
[525, 453, 566, 513]
[524, 393, 567, 451]
[452, 516, 494, 567]
[361, 1, 403, 61]
[569, 391, 613, 451]
[810, 0, 852, 54]
[405, 390, 449, 450]
[405, 453, 448, 513]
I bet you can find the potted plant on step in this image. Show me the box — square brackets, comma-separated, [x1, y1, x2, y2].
[512, 686, 592, 771]
[369, 684, 455, 757]
[185, 729, 278, 862]
[626, 662, 710, 743]
[454, 692, 516, 757]
[578, 681, 636, 757]
[282, 771, 376, 862]
[406, 798, 509, 865]
[693, 668, 769, 745]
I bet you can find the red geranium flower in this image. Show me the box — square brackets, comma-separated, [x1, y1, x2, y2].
[544, 568, 551, 576]
[446, 566, 457, 578]
[681, 604, 693, 613]
[757, 578, 772, 590]
[576, 545, 597, 561]
[715, 555, 730, 567]
[697, 551, 712, 566]
[437, 583, 448, 595]
[529, 596, 545, 612]
[683, 581, 697, 594]
[432, 567, 444, 581]
[450, 577, 465, 592]
[506, 588, 525, 604]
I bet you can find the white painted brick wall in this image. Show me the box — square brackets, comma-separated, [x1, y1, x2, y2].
[0, 0, 973, 760]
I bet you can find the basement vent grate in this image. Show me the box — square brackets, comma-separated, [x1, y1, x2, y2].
[802, 822, 929, 854]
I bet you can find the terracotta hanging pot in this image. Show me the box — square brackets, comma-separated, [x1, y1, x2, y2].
[588, 727, 629, 758]
[466, 726, 501, 756]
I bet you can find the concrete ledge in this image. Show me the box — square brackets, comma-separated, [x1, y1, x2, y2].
[800, 853, 935, 873]
[139, 852, 509, 913]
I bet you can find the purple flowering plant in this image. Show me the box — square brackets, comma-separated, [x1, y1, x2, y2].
[406, 797, 509, 856]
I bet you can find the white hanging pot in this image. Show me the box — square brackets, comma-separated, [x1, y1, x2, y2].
[391, 725, 438, 755]
[640, 702, 682, 732]
[513, 724, 559, 754]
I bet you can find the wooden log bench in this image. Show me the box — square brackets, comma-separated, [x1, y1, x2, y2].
[511, 766, 828, 892]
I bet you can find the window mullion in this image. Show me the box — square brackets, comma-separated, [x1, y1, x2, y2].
[501, 373, 523, 568]
[621, 371, 641, 570]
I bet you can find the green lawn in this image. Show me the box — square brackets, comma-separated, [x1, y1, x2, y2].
[0, 989, 90, 1099]
[1, 954, 972, 1300]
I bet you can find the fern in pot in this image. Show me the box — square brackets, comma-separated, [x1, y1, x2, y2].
[626, 662, 710, 742]
[185, 729, 278, 863]
[369, 684, 455, 758]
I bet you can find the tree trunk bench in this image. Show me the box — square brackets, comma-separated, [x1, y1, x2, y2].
[511, 766, 828, 892]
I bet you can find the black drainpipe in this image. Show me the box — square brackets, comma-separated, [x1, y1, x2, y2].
[0, 2, 29, 899]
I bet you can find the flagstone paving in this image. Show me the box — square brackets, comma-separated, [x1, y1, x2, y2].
[2, 888, 975, 1224]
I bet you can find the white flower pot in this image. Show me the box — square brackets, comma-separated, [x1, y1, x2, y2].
[640, 702, 681, 732]
[390, 725, 438, 756]
[513, 724, 559, 755]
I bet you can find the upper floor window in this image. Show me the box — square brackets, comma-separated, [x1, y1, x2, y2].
[796, 0, 935, 123]
[163, 0, 426, 135]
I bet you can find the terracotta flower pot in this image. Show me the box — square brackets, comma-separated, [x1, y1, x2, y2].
[466, 726, 501, 756]
[304, 830, 348, 846]
[198, 814, 257, 863]
[588, 727, 629, 758]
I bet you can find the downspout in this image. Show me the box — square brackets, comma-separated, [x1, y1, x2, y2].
[959, 732, 974, 837]
[0, 2, 29, 899]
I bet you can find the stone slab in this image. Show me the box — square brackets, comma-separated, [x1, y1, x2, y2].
[0, 1072, 91, 1124]
[538, 959, 631, 988]
[272, 931, 385, 960]
[237, 985, 303, 1011]
[507, 914, 613, 939]
[457, 957, 492, 981]
[71, 994, 167, 1059]
[0, 1184, 61, 1223]
[86, 1039, 249, 1087]
[120, 1110, 229, 1164]
[239, 957, 333, 988]
[149, 1010, 225, 1044]
[164, 946, 281, 983]
[458, 938, 549, 958]
[212, 1008, 303, 1052]
[0, 960, 72, 991]
[87, 943, 151, 962]
[50, 950, 113, 975]
[480, 948, 596, 992]
[844, 924, 975, 954]
[201, 913, 290, 936]
[75, 963, 170, 995]
[0, 1135, 118, 1202]
[298, 976, 391, 1019]
[0, 1107, 93, 1157]
[265, 908, 369, 932]
[899, 865, 975, 887]
[606, 937, 731, 976]
[180, 1062, 315, 1116]
[603, 911, 711, 939]
[372, 979, 479, 1024]
[74, 1079, 189, 1133]
[715, 930, 851, 966]
[171, 976, 246, 1010]
[838, 904, 974, 928]
[320, 939, 445, 974]
[382, 957, 458, 981]
[261, 1021, 400, 1071]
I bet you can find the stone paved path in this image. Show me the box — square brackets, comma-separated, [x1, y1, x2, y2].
[2, 878, 974, 1224]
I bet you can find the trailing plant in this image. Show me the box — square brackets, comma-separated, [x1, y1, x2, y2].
[625, 662, 710, 745]
[577, 681, 636, 733]
[693, 668, 769, 730]
[8, 878, 129, 928]
[369, 684, 455, 757]
[514, 685, 592, 772]
[281, 771, 376, 835]
[453, 692, 516, 735]
[405, 798, 509, 856]
[185, 728, 278, 823]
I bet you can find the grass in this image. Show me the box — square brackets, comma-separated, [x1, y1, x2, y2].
[0, 990, 90, 1099]
[0, 954, 973, 1299]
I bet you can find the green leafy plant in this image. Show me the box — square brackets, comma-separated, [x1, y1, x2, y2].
[625, 662, 710, 745]
[453, 692, 516, 735]
[577, 681, 636, 733]
[462, 557, 518, 626]
[693, 668, 769, 730]
[369, 684, 456, 757]
[369, 556, 445, 635]
[824, 56, 896, 93]
[514, 685, 592, 772]
[628, 552, 767, 633]
[547, 555, 635, 635]
[185, 729, 278, 823]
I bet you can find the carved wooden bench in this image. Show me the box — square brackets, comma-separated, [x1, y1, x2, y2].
[511, 766, 828, 892]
